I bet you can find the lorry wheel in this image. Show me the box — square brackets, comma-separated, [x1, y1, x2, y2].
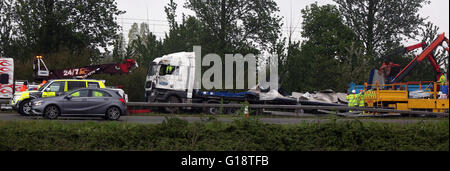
[205, 101, 220, 115]
[207, 107, 219, 115]
[165, 96, 180, 114]
[18, 100, 32, 116]
[226, 102, 240, 115]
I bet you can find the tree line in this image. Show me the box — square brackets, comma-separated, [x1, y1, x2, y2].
[1, 0, 447, 101]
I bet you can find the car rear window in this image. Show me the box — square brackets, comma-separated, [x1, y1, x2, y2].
[68, 81, 86, 91]
[115, 92, 122, 97]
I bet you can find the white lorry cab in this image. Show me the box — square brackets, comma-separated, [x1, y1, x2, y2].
[145, 52, 196, 106]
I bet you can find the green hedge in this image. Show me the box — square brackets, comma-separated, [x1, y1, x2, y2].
[0, 118, 448, 151]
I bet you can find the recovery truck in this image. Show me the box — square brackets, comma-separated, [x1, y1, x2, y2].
[145, 52, 344, 114]
[360, 33, 449, 113]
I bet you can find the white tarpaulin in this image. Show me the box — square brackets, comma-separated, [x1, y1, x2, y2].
[248, 84, 294, 101]
[291, 89, 348, 104]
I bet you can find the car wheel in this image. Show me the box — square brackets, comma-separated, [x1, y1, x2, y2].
[44, 105, 60, 120]
[105, 106, 121, 120]
[18, 99, 32, 116]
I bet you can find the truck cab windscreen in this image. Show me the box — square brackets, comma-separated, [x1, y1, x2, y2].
[147, 62, 159, 76]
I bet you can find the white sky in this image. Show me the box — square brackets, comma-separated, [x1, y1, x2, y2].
[116, 0, 450, 44]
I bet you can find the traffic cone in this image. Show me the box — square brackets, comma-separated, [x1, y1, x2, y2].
[244, 101, 249, 117]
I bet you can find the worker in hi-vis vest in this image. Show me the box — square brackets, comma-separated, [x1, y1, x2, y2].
[19, 81, 28, 92]
[38, 80, 47, 89]
[438, 73, 446, 86]
[346, 90, 357, 112]
[358, 90, 366, 114]
[358, 90, 365, 107]
[166, 66, 174, 74]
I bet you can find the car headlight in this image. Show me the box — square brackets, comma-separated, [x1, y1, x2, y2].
[33, 100, 43, 106]
[11, 96, 20, 104]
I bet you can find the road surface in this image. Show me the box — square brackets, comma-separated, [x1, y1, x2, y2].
[0, 112, 443, 125]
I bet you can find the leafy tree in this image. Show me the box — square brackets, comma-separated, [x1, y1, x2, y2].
[165, 0, 178, 30]
[162, 16, 206, 54]
[162, 0, 207, 54]
[333, 0, 430, 64]
[127, 23, 140, 47]
[280, 41, 301, 92]
[184, 0, 283, 91]
[112, 33, 126, 62]
[185, 0, 283, 55]
[123, 22, 164, 65]
[290, 3, 361, 92]
[0, 0, 13, 57]
[10, 0, 124, 59]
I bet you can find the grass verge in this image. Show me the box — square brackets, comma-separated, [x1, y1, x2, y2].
[0, 118, 448, 151]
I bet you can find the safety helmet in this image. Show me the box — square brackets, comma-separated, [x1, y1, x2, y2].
[352, 90, 356, 94]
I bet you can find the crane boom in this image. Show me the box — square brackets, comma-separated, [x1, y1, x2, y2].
[391, 33, 449, 83]
[33, 57, 138, 80]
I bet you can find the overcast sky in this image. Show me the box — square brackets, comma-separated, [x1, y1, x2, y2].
[116, 0, 449, 44]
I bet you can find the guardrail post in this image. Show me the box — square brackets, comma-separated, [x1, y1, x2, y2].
[202, 101, 207, 114]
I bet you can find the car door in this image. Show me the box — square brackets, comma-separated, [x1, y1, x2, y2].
[60, 89, 91, 114]
[42, 81, 65, 98]
[86, 90, 112, 114]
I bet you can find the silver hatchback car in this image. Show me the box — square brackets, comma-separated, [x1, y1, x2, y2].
[31, 88, 127, 120]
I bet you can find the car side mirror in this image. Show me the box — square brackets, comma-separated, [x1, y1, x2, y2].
[45, 88, 51, 92]
[65, 95, 73, 100]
